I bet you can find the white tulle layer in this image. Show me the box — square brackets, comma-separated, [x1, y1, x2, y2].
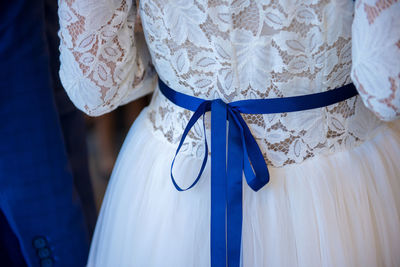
[87, 108, 400, 267]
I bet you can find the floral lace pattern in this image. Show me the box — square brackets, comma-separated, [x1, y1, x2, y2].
[141, 0, 383, 166]
[351, 0, 400, 121]
[58, 0, 154, 116]
[58, 0, 400, 167]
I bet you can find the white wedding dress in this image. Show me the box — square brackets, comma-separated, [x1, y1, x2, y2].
[58, 0, 400, 266]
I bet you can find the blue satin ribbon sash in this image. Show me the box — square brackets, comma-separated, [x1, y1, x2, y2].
[158, 78, 358, 267]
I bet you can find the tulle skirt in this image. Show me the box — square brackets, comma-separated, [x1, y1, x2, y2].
[87, 107, 400, 267]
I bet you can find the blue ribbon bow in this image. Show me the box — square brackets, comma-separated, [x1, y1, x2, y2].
[158, 78, 358, 267]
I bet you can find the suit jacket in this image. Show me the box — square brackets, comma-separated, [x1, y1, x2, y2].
[44, 0, 97, 239]
[0, 0, 92, 266]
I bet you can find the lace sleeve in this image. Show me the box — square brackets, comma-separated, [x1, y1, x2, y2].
[58, 0, 156, 116]
[351, 0, 400, 121]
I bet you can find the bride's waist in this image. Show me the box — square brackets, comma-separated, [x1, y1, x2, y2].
[145, 87, 383, 167]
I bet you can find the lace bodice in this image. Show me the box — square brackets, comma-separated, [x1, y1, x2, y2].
[58, 0, 400, 167]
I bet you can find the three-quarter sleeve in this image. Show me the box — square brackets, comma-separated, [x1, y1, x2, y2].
[351, 0, 400, 121]
[58, 0, 156, 116]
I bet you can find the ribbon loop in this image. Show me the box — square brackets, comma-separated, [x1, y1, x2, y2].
[228, 108, 270, 191]
[170, 100, 211, 191]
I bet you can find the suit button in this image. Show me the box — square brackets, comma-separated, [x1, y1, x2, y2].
[40, 258, 54, 267]
[37, 248, 51, 259]
[32, 236, 47, 249]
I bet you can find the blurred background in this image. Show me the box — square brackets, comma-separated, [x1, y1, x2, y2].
[86, 95, 150, 210]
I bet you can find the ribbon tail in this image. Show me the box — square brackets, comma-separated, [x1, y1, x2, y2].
[227, 110, 244, 267]
[210, 99, 228, 267]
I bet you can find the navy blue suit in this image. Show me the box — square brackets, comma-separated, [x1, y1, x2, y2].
[44, 0, 97, 238]
[0, 0, 94, 266]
